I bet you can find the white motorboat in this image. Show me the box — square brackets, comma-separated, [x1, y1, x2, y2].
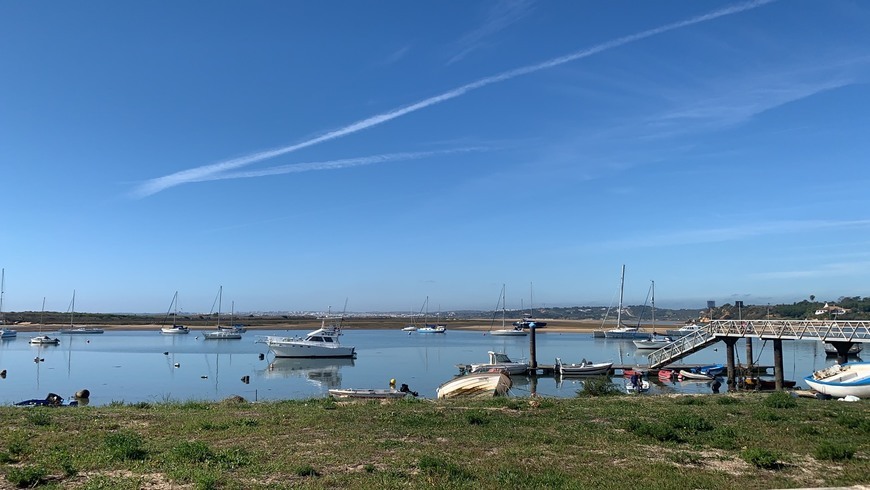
[202, 330, 242, 340]
[469, 351, 528, 375]
[436, 371, 512, 399]
[805, 362, 870, 398]
[633, 337, 673, 350]
[417, 324, 446, 333]
[555, 357, 613, 376]
[263, 318, 356, 358]
[679, 369, 715, 381]
[29, 335, 60, 345]
[664, 323, 705, 337]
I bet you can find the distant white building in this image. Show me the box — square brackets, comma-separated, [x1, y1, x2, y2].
[814, 303, 848, 316]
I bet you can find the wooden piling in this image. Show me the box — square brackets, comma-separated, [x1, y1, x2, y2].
[724, 337, 738, 388]
[773, 339, 784, 390]
[529, 324, 538, 369]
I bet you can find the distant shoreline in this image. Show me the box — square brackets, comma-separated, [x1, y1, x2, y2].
[7, 318, 622, 334]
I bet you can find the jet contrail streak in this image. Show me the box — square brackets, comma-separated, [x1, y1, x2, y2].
[133, 0, 775, 198]
[190, 148, 487, 182]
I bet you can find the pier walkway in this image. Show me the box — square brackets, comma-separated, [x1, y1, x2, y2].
[647, 319, 870, 368]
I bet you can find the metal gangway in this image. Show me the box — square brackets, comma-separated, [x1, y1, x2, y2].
[647, 319, 870, 369]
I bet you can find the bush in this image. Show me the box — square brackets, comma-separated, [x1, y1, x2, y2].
[105, 431, 147, 461]
[742, 448, 780, 469]
[171, 441, 214, 463]
[814, 441, 855, 461]
[5, 465, 47, 488]
[576, 376, 620, 397]
[626, 419, 682, 443]
[763, 391, 797, 409]
[293, 464, 319, 477]
[465, 410, 488, 426]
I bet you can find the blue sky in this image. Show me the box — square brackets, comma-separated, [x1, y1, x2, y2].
[2, 1, 870, 314]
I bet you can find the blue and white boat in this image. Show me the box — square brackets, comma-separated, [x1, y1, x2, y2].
[805, 362, 870, 398]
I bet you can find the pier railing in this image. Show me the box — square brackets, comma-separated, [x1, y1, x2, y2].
[646, 320, 870, 368]
[647, 327, 719, 368]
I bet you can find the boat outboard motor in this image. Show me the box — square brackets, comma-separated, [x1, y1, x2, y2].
[399, 384, 418, 397]
[45, 393, 63, 406]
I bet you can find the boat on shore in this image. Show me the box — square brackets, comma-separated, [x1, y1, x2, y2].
[436, 371, 512, 399]
[15, 393, 78, 407]
[329, 383, 418, 400]
[805, 362, 870, 397]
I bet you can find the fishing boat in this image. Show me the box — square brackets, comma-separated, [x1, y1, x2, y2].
[555, 357, 613, 376]
[804, 362, 870, 398]
[160, 291, 189, 334]
[604, 266, 652, 340]
[469, 351, 528, 375]
[489, 285, 528, 337]
[436, 371, 512, 399]
[29, 335, 60, 345]
[57, 291, 104, 334]
[262, 312, 355, 358]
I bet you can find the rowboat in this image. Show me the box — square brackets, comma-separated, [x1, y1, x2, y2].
[555, 358, 613, 376]
[436, 371, 511, 399]
[329, 384, 418, 400]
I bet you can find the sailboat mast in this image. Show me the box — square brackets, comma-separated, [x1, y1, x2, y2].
[617, 265, 625, 327]
[70, 290, 76, 327]
[501, 284, 506, 328]
[0, 268, 5, 325]
[651, 280, 656, 330]
[218, 286, 222, 328]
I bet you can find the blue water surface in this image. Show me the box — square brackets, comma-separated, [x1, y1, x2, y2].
[0, 328, 847, 406]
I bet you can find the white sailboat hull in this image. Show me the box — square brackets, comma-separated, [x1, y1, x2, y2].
[805, 362, 870, 397]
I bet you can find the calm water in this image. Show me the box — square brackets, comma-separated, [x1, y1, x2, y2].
[0, 329, 853, 406]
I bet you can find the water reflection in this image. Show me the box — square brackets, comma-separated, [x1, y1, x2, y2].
[261, 358, 355, 388]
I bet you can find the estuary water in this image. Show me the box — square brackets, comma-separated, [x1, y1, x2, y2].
[0, 328, 852, 406]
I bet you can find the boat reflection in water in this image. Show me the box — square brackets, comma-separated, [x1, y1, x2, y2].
[262, 358, 355, 389]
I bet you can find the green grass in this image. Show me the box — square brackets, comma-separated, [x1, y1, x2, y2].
[0, 393, 866, 489]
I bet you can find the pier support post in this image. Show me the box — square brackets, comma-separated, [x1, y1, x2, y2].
[773, 339, 784, 390]
[829, 341, 855, 365]
[724, 337, 739, 389]
[529, 325, 538, 369]
[745, 338, 754, 376]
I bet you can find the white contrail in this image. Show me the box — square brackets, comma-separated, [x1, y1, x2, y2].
[133, 0, 775, 198]
[189, 148, 486, 182]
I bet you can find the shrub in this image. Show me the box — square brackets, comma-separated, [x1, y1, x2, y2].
[763, 391, 797, 409]
[171, 441, 214, 463]
[5, 465, 47, 488]
[626, 420, 682, 443]
[465, 410, 488, 426]
[105, 431, 147, 461]
[814, 441, 855, 461]
[293, 464, 319, 477]
[576, 376, 620, 397]
[26, 410, 52, 427]
[742, 448, 780, 469]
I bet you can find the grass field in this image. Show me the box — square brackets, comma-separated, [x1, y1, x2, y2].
[1, 390, 867, 489]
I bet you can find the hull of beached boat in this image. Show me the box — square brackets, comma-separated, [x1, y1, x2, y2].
[804, 362, 870, 397]
[328, 388, 412, 400]
[436, 372, 512, 399]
